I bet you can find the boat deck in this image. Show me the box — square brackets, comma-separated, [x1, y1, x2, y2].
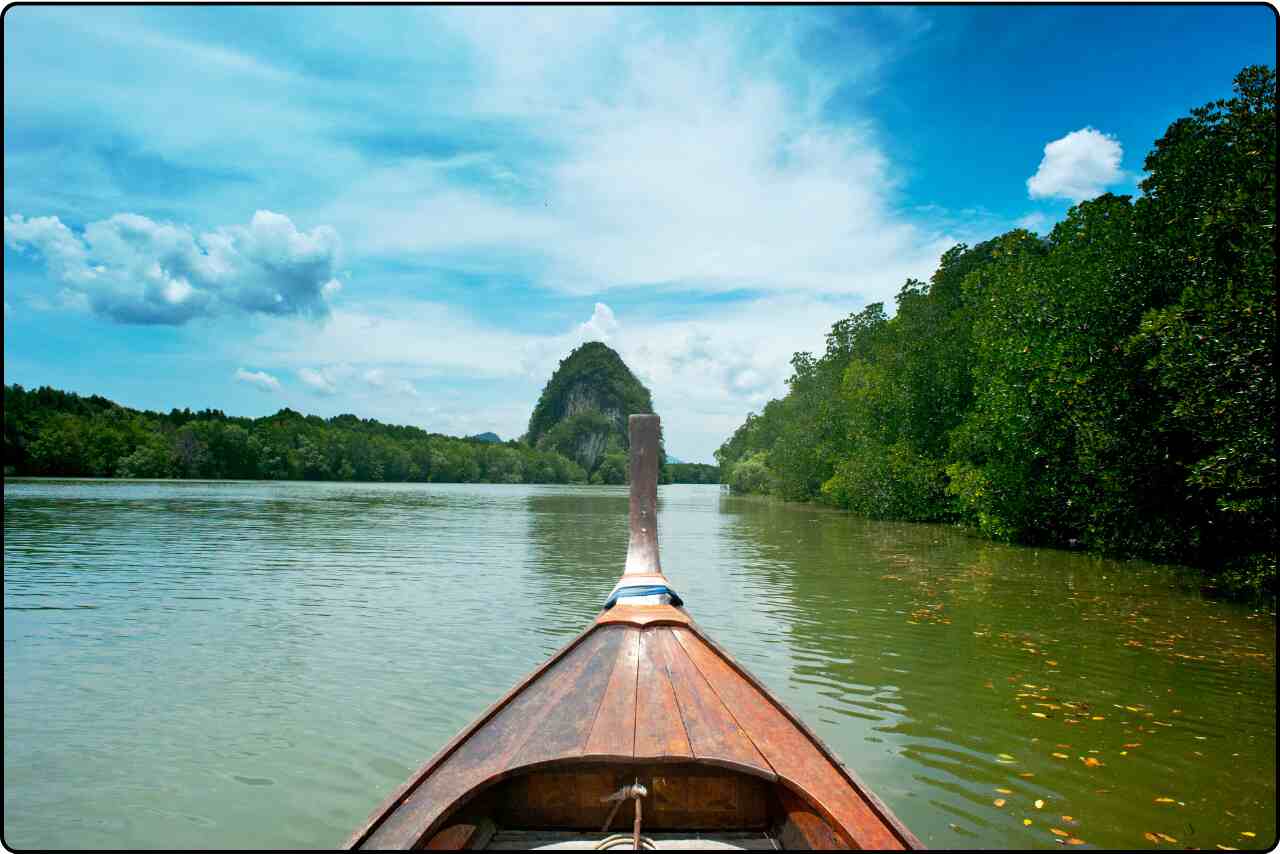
[352, 613, 908, 849]
[485, 830, 780, 849]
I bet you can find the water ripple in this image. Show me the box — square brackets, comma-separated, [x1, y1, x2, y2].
[3, 480, 1275, 850]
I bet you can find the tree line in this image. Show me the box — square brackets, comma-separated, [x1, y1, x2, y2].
[3, 385, 719, 486]
[715, 66, 1275, 598]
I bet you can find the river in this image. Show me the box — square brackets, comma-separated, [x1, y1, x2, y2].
[3, 479, 1274, 849]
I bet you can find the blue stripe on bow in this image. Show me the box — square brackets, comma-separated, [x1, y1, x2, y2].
[603, 584, 684, 610]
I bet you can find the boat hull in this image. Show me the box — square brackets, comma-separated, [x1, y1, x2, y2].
[345, 607, 921, 850]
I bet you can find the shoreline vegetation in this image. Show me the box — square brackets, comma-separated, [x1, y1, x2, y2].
[1, 384, 719, 488]
[715, 66, 1275, 600]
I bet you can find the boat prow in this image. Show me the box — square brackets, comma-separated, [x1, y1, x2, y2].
[345, 416, 921, 850]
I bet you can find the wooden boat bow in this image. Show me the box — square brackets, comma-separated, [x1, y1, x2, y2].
[345, 415, 922, 850]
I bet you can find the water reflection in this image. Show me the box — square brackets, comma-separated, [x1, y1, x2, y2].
[713, 492, 1276, 849]
[3, 480, 1274, 850]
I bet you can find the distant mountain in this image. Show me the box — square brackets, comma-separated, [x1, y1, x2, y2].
[526, 341, 659, 480]
[467, 432, 502, 444]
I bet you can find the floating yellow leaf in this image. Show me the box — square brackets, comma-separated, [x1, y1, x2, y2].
[1035, 799, 1045, 809]
[1066, 839, 1085, 846]
[1092, 716, 1105, 720]
[1032, 712, 1048, 718]
[1241, 832, 1256, 838]
[1156, 833, 1178, 843]
[1051, 828, 1070, 837]
[1154, 797, 1175, 804]
[1046, 660, 1058, 666]
[1082, 757, 1103, 767]
[1024, 819, 1033, 826]
[998, 753, 1015, 760]
[1144, 832, 1160, 843]
[994, 799, 1006, 807]
[1124, 743, 1142, 748]
[1052, 752, 1069, 759]
[1062, 816, 1074, 822]
[1216, 846, 1238, 850]
[996, 788, 1013, 794]
[1019, 772, 1036, 778]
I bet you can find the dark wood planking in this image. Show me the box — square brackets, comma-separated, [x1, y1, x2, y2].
[776, 787, 850, 850]
[670, 627, 913, 850]
[490, 763, 773, 832]
[584, 628, 640, 758]
[652, 628, 775, 779]
[634, 628, 693, 760]
[423, 818, 495, 851]
[511, 627, 626, 767]
[361, 628, 619, 849]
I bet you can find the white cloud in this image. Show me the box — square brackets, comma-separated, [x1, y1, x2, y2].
[3, 210, 342, 325]
[298, 366, 344, 395]
[234, 368, 281, 392]
[1015, 212, 1050, 233]
[578, 302, 618, 343]
[317, 12, 954, 306]
[1027, 127, 1124, 203]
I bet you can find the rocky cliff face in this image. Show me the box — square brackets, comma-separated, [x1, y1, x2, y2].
[526, 342, 657, 476]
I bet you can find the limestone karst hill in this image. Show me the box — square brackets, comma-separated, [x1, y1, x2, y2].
[525, 342, 659, 481]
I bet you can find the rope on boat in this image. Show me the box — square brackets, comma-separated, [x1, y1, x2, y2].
[597, 781, 655, 850]
[603, 585, 683, 609]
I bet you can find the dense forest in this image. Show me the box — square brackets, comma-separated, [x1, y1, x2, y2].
[2, 384, 718, 486]
[716, 66, 1275, 598]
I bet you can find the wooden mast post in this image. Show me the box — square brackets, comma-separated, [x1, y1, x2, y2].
[623, 414, 662, 578]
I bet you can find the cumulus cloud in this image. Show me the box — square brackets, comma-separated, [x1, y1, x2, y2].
[3, 210, 342, 325]
[1027, 127, 1124, 202]
[577, 302, 618, 342]
[234, 368, 281, 392]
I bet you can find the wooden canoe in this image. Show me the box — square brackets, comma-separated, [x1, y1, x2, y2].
[345, 415, 922, 851]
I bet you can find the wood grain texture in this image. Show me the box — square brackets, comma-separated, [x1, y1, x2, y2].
[584, 628, 639, 758]
[361, 627, 620, 849]
[491, 764, 772, 832]
[624, 414, 662, 577]
[652, 629, 774, 779]
[634, 629, 693, 760]
[595, 604, 691, 628]
[777, 787, 850, 850]
[670, 627, 911, 850]
[512, 627, 627, 767]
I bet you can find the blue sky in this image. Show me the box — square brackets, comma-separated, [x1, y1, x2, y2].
[3, 5, 1274, 462]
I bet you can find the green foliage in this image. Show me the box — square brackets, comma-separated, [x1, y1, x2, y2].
[526, 342, 659, 476]
[725, 451, 774, 495]
[3, 384, 587, 487]
[823, 439, 947, 521]
[716, 66, 1276, 599]
[539, 411, 620, 471]
[665, 462, 719, 484]
[590, 451, 628, 485]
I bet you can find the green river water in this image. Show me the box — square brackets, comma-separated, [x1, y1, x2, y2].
[3, 480, 1275, 850]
